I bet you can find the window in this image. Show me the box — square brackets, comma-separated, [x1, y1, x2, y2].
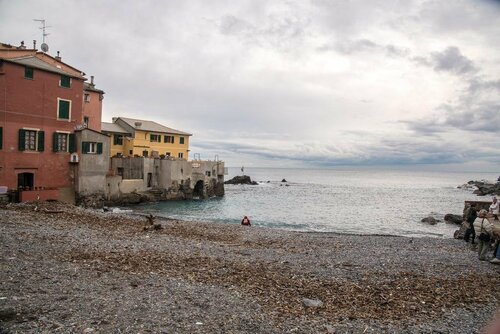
[150, 134, 161, 142]
[142, 150, 149, 157]
[53, 132, 67, 152]
[60, 75, 71, 88]
[82, 141, 102, 154]
[180, 136, 185, 144]
[164, 135, 174, 143]
[83, 116, 89, 127]
[84, 94, 90, 103]
[57, 98, 71, 120]
[113, 134, 123, 145]
[24, 67, 34, 79]
[19, 129, 44, 152]
[165, 152, 171, 156]
[178, 152, 184, 159]
[205, 171, 211, 177]
[52, 132, 74, 153]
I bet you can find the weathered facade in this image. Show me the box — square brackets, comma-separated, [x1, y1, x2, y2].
[105, 156, 225, 203]
[0, 42, 104, 203]
[73, 128, 110, 201]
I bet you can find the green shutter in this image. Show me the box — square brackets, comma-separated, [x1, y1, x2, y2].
[58, 100, 70, 120]
[60, 75, 71, 88]
[68, 134, 76, 153]
[180, 137, 184, 144]
[82, 141, 89, 154]
[25, 67, 34, 79]
[37, 131, 44, 152]
[52, 132, 58, 152]
[164, 135, 167, 143]
[97, 142, 103, 154]
[0, 127, 3, 150]
[19, 129, 26, 151]
[172, 136, 174, 144]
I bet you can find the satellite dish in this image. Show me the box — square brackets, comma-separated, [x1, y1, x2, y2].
[41, 43, 49, 52]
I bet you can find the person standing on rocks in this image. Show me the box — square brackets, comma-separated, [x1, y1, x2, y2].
[241, 216, 251, 226]
[473, 209, 494, 261]
[464, 203, 477, 244]
[489, 197, 499, 220]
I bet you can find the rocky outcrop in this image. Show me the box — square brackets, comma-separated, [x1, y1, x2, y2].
[421, 216, 440, 225]
[224, 175, 258, 185]
[462, 180, 500, 196]
[444, 214, 463, 225]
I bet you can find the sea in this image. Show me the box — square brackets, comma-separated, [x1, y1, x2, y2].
[137, 167, 499, 238]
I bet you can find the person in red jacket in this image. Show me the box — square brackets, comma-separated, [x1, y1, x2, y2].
[241, 216, 251, 226]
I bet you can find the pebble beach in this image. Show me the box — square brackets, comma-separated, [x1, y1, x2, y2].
[1, 202, 499, 333]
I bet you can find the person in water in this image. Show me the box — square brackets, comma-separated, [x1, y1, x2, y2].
[241, 216, 251, 226]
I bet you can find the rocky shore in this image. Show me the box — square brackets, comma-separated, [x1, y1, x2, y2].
[1, 202, 499, 333]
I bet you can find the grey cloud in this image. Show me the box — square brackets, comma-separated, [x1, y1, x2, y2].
[323, 38, 409, 57]
[430, 46, 477, 75]
[414, 46, 478, 75]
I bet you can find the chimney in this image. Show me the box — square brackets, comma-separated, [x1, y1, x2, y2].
[19, 41, 26, 49]
[55, 51, 61, 61]
[112, 117, 117, 123]
[90, 75, 95, 87]
[33, 40, 36, 49]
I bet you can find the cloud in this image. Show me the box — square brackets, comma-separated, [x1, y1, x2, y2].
[412, 46, 478, 75]
[320, 38, 409, 57]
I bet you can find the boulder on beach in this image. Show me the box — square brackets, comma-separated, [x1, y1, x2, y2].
[224, 175, 258, 185]
[421, 216, 440, 225]
[444, 214, 463, 225]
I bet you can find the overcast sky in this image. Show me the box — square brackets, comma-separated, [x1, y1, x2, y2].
[1, 0, 499, 170]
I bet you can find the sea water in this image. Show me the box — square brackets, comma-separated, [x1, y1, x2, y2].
[139, 167, 498, 238]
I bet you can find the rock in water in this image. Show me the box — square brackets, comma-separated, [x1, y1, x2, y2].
[224, 175, 258, 185]
[302, 298, 323, 308]
[444, 214, 463, 225]
[281, 178, 287, 182]
[421, 216, 439, 225]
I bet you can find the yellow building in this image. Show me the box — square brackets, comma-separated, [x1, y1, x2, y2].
[101, 117, 191, 159]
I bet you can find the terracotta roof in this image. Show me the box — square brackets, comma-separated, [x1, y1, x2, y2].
[101, 122, 131, 135]
[2, 55, 84, 79]
[118, 117, 192, 136]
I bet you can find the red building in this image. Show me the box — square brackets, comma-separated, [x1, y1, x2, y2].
[0, 42, 104, 202]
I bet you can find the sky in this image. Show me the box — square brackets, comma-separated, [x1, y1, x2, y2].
[1, 0, 499, 171]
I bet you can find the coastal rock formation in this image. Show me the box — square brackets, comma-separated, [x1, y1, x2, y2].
[462, 180, 500, 196]
[224, 175, 258, 185]
[444, 214, 463, 225]
[281, 179, 287, 183]
[421, 216, 440, 225]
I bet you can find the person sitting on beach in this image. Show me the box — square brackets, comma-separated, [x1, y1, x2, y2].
[489, 197, 499, 220]
[241, 216, 251, 226]
[473, 209, 494, 261]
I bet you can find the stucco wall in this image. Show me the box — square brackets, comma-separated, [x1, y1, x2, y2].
[76, 129, 110, 196]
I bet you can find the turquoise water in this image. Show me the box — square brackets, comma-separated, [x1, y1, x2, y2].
[139, 167, 498, 238]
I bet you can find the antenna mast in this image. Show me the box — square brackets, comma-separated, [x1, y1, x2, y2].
[33, 19, 51, 43]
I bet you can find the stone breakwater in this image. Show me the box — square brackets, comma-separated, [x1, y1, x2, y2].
[1, 202, 499, 333]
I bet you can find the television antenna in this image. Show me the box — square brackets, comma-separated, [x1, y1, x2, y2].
[33, 19, 51, 52]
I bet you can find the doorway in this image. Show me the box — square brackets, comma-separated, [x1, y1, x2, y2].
[18, 172, 34, 190]
[193, 180, 204, 198]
